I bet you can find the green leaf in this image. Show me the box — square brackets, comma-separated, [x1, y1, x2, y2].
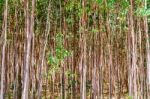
[96, 0, 102, 5]
[128, 96, 133, 99]
[92, 28, 99, 33]
[136, 8, 150, 17]
[144, 9, 150, 16]
[48, 55, 59, 66]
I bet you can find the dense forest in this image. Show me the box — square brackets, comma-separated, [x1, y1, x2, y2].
[0, 0, 150, 99]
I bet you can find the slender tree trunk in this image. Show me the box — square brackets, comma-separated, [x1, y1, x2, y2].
[37, 1, 50, 98]
[144, 0, 150, 98]
[79, 0, 87, 98]
[0, 0, 8, 98]
[128, 0, 137, 98]
[22, 0, 35, 98]
[30, 1, 36, 97]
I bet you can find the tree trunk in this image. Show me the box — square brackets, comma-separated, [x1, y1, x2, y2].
[22, 0, 35, 98]
[0, 0, 8, 98]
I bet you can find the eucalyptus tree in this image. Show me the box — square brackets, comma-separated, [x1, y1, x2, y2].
[144, 0, 150, 98]
[37, 1, 51, 99]
[22, 0, 35, 99]
[0, 0, 150, 99]
[0, 0, 8, 98]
